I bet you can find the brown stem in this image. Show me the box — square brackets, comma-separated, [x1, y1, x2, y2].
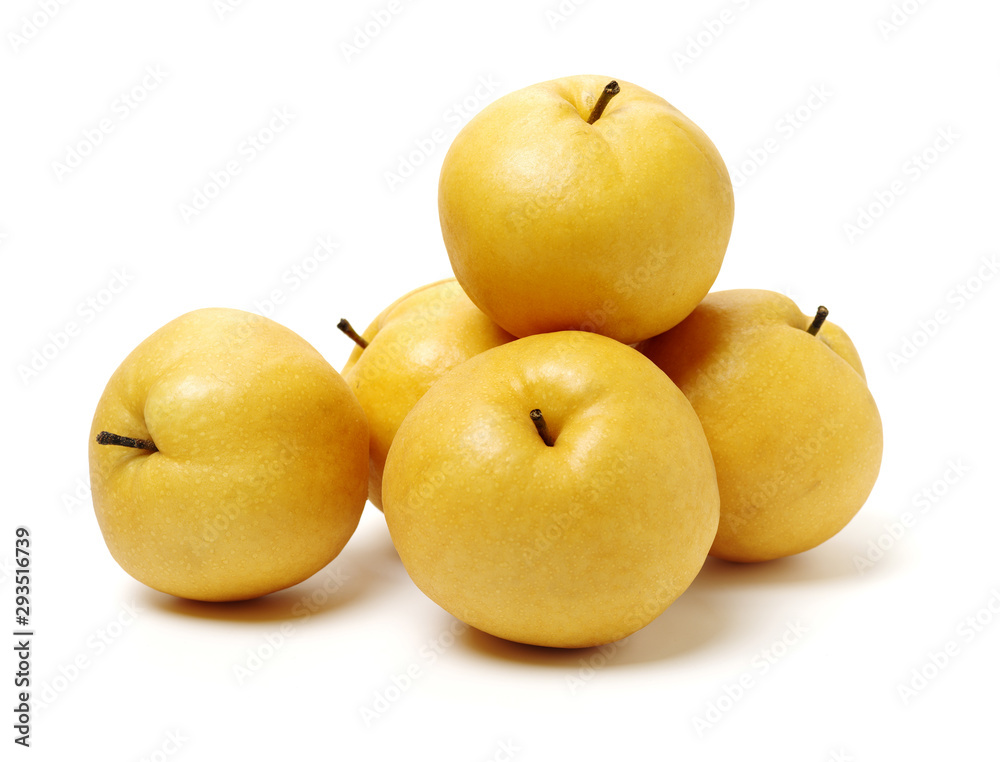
[807, 306, 829, 336]
[337, 318, 368, 349]
[530, 409, 555, 447]
[96, 431, 158, 452]
[587, 80, 620, 125]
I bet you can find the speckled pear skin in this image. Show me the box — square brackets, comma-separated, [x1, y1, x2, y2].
[439, 74, 734, 345]
[89, 308, 369, 601]
[341, 278, 514, 510]
[383, 331, 720, 649]
[638, 289, 883, 562]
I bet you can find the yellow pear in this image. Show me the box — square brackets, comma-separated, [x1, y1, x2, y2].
[339, 278, 514, 509]
[638, 289, 883, 562]
[438, 75, 734, 344]
[382, 331, 719, 648]
[89, 308, 369, 601]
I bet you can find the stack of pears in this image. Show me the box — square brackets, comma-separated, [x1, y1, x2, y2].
[89, 75, 881, 650]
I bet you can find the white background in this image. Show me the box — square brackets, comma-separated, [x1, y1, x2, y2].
[3, 0, 999, 759]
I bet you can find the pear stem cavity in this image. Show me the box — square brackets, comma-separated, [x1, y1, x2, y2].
[587, 81, 620, 125]
[530, 409, 555, 447]
[337, 318, 368, 349]
[96, 431, 158, 452]
[807, 306, 829, 336]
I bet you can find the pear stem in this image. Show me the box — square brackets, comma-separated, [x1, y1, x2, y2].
[587, 81, 620, 124]
[807, 306, 829, 336]
[96, 431, 158, 452]
[337, 318, 368, 349]
[530, 409, 555, 447]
